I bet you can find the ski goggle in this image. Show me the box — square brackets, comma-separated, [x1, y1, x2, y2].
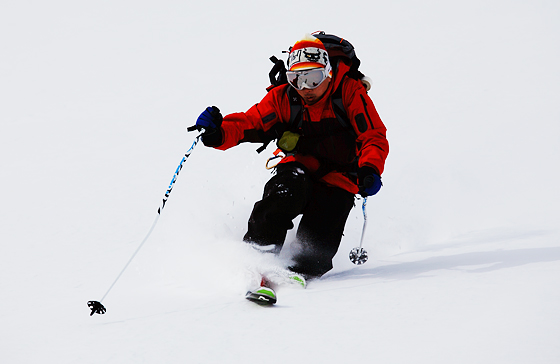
[286, 67, 330, 90]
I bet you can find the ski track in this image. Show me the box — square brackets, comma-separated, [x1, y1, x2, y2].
[1, 0, 560, 363]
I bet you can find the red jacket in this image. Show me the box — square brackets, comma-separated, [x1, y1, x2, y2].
[214, 62, 389, 194]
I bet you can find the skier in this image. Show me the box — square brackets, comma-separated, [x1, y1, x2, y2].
[194, 34, 389, 279]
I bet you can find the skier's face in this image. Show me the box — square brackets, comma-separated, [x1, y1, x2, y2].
[296, 76, 331, 105]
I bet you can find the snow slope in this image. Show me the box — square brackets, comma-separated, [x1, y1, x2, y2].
[1, 0, 559, 363]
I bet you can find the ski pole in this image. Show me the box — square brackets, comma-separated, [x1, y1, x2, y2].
[88, 133, 203, 316]
[349, 197, 369, 265]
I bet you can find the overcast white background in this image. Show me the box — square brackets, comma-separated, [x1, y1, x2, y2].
[1, 0, 559, 363]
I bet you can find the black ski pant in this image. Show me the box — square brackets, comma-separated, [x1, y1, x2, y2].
[243, 162, 355, 278]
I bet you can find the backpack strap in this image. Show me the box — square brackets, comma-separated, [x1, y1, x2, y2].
[256, 86, 298, 154]
[286, 86, 304, 130]
[257, 79, 356, 154]
[330, 74, 357, 138]
[286, 74, 355, 136]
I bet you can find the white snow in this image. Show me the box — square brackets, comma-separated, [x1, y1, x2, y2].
[1, 1, 559, 363]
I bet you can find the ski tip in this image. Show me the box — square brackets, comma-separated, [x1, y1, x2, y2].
[245, 287, 277, 306]
[288, 273, 307, 289]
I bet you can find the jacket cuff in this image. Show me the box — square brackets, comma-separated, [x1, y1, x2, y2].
[358, 165, 380, 178]
[201, 128, 223, 147]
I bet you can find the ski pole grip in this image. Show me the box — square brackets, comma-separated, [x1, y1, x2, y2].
[187, 125, 199, 132]
[363, 175, 375, 188]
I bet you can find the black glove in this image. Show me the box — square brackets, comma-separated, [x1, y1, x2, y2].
[194, 106, 223, 146]
[358, 166, 382, 197]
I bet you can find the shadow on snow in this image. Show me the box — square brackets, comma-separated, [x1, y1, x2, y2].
[325, 245, 560, 282]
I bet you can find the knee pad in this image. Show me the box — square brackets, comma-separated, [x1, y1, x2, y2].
[264, 163, 311, 200]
